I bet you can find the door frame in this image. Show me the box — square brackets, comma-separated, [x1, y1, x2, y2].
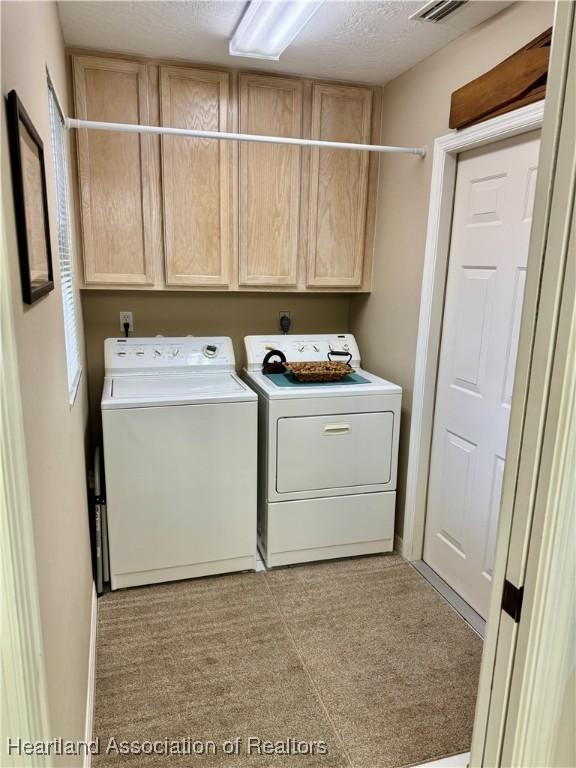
[0, 169, 51, 758]
[402, 100, 545, 562]
[472, 3, 575, 760]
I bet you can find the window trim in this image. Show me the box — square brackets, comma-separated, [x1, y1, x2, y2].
[47, 71, 83, 406]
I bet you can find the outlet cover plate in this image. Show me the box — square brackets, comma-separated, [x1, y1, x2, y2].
[119, 311, 133, 333]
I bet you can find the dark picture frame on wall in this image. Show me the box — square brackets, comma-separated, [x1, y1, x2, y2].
[6, 89, 54, 304]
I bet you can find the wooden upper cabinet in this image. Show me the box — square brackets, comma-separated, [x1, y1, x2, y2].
[239, 74, 302, 287]
[307, 83, 373, 288]
[73, 53, 377, 293]
[160, 67, 232, 287]
[73, 56, 155, 285]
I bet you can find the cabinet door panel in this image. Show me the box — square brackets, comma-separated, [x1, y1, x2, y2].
[239, 75, 302, 287]
[73, 56, 154, 284]
[307, 84, 372, 288]
[160, 67, 231, 286]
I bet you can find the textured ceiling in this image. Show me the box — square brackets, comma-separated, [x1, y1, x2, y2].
[58, 0, 513, 85]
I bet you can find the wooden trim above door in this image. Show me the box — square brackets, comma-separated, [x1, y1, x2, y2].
[450, 28, 551, 130]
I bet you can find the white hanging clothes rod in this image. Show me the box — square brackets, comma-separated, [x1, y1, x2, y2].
[65, 117, 427, 157]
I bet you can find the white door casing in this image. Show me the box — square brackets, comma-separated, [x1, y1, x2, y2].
[1, 158, 52, 761]
[423, 132, 540, 619]
[473, 6, 576, 762]
[403, 101, 545, 565]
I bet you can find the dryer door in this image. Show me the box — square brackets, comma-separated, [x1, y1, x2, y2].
[276, 411, 394, 494]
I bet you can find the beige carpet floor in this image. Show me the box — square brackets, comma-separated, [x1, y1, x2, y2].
[93, 555, 482, 768]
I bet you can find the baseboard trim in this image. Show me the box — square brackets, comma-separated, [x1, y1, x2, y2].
[84, 583, 98, 768]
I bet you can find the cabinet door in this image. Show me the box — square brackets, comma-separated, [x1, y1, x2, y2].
[239, 75, 302, 287]
[73, 56, 155, 285]
[307, 84, 372, 288]
[160, 67, 231, 287]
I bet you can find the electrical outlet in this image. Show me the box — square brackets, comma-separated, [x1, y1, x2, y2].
[279, 311, 292, 333]
[119, 311, 133, 334]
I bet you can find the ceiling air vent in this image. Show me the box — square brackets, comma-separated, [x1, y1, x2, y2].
[410, 0, 469, 23]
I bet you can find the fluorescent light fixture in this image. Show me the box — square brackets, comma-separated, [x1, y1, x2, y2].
[229, 0, 324, 61]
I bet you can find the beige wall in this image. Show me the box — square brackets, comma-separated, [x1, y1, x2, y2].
[82, 291, 349, 435]
[349, 0, 555, 543]
[1, 0, 93, 755]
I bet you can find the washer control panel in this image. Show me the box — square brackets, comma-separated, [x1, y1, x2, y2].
[244, 334, 360, 370]
[105, 337, 235, 374]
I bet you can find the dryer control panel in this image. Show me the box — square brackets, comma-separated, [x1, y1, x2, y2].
[105, 337, 235, 374]
[244, 334, 360, 370]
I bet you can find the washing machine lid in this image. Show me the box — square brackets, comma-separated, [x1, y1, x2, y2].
[101, 372, 256, 409]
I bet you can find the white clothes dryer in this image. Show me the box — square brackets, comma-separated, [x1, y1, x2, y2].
[242, 334, 401, 567]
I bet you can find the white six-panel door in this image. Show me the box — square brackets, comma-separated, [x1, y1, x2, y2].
[423, 131, 540, 619]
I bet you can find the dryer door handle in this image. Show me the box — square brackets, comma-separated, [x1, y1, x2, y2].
[323, 423, 352, 435]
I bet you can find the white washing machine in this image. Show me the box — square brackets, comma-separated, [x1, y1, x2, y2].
[243, 334, 402, 567]
[101, 337, 257, 589]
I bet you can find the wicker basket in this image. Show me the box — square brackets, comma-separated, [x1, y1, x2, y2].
[287, 361, 354, 382]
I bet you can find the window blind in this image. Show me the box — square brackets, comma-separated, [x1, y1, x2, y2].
[48, 81, 81, 401]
